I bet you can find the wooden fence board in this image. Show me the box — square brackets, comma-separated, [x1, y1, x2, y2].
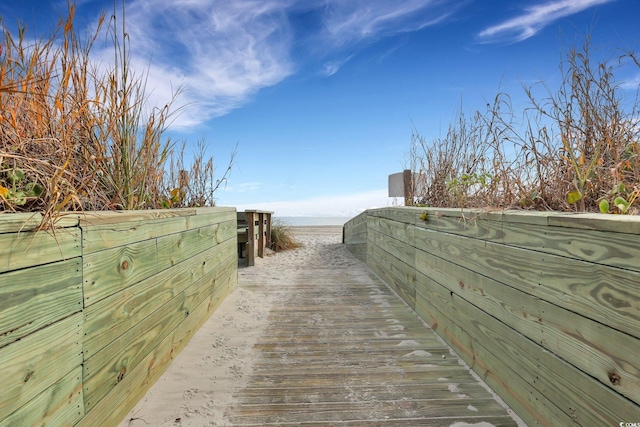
[81, 217, 190, 254]
[82, 211, 236, 256]
[368, 215, 414, 243]
[185, 207, 236, 229]
[83, 246, 235, 412]
[171, 280, 232, 356]
[413, 226, 640, 340]
[0, 213, 79, 234]
[76, 321, 176, 427]
[415, 245, 640, 406]
[0, 366, 83, 427]
[182, 254, 236, 314]
[416, 212, 640, 273]
[82, 292, 187, 412]
[368, 225, 415, 268]
[156, 220, 235, 270]
[77, 209, 198, 226]
[83, 239, 235, 359]
[0, 313, 82, 420]
[549, 211, 640, 234]
[414, 273, 640, 425]
[82, 238, 158, 306]
[367, 243, 416, 308]
[0, 228, 81, 274]
[0, 258, 82, 348]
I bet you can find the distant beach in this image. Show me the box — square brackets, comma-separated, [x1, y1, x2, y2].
[277, 216, 352, 226]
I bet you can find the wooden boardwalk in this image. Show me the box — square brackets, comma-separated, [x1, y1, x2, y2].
[229, 228, 520, 426]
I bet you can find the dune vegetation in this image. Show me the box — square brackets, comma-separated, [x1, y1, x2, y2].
[0, 3, 232, 227]
[408, 38, 640, 215]
[270, 218, 303, 252]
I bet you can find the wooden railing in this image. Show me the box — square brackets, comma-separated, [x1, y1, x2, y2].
[344, 207, 640, 426]
[237, 210, 272, 266]
[0, 207, 237, 426]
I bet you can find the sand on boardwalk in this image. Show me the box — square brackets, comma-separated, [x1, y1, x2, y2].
[118, 226, 346, 427]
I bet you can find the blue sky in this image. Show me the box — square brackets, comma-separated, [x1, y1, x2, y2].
[4, 0, 640, 216]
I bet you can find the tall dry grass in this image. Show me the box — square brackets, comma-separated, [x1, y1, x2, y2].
[0, 2, 232, 226]
[410, 37, 640, 214]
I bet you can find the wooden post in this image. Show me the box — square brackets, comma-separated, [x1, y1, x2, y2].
[403, 169, 413, 206]
[257, 212, 264, 258]
[265, 212, 272, 250]
[246, 211, 255, 267]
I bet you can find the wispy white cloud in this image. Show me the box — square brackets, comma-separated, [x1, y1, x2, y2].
[97, 0, 295, 127]
[226, 182, 264, 194]
[478, 0, 616, 43]
[92, 0, 463, 127]
[321, 0, 457, 47]
[314, 0, 462, 76]
[322, 54, 354, 77]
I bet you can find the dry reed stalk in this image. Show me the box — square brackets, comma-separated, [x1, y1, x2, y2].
[0, 2, 233, 226]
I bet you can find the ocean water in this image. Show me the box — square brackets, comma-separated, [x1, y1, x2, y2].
[277, 216, 352, 226]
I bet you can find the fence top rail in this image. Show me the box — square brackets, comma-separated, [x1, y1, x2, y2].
[0, 207, 237, 234]
[361, 207, 640, 235]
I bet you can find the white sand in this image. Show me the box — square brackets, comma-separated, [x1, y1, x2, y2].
[119, 226, 346, 427]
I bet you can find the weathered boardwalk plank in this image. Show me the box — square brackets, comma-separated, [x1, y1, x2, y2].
[229, 228, 520, 426]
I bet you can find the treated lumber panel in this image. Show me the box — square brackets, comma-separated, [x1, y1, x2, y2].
[415, 247, 640, 406]
[419, 207, 558, 226]
[414, 275, 640, 426]
[0, 313, 82, 420]
[185, 207, 236, 229]
[0, 258, 82, 348]
[171, 281, 232, 357]
[367, 244, 415, 308]
[0, 212, 78, 234]
[345, 244, 367, 262]
[83, 292, 187, 412]
[78, 209, 198, 226]
[0, 227, 81, 274]
[368, 244, 416, 294]
[368, 207, 421, 225]
[81, 216, 190, 254]
[156, 220, 235, 270]
[79, 274, 233, 427]
[83, 239, 234, 358]
[0, 366, 83, 427]
[368, 215, 415, 244]
[415, 212, 640, 273]
[182, 254, 236, 314]
[76, 320, 176, 427]
[549, 211, 640, 234]
[413, 226, 640, 340]
[344, 211, 368, 227]
[82, 238, 158, 306]
[368, 226, 415, 268]
[84, 255, 235, 413]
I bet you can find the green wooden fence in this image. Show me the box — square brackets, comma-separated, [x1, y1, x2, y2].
[344, 207, 640, 426]
[0, 207, 237, 427]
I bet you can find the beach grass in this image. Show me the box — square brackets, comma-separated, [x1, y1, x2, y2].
[270, 218, 302, 252]
[0, 2, 232, 227]
[408, 37, 640, 214]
